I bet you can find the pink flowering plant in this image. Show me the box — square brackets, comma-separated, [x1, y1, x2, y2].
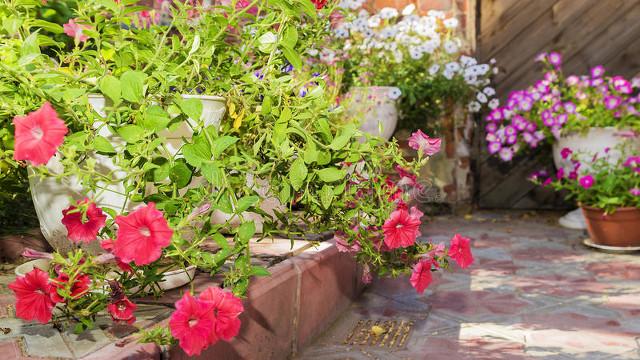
[485, 51, 640, 161]
[532, 148, 640, 213]
[2, 0, 474, 355]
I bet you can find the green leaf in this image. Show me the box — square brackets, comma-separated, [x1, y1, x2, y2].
[217, 192, 234, 214]
[94, 136, 116, 154]
[236, 195, 259, 213]
[2, 17, 22, 35]
[176, 98, 203, 122]
[141, 105, 171, 132]
[237, 221, 256, 242]
[29, 19, 63, 34]
[296, 0, 317, 18]
[273, 107, 292, 145]
[250, 266, 271, 277]
[99, 76, 121, 104]
[189, 34, 201, 55]
[120, 71, 146, 103]
[319, 184, 334, 209]
[261, 96, 272, 115]
[169, 161, 193, 189]
[201, 161, 224, 187]
[258, 31, 277, 53]
[317, 150, 332, 165]
[279, 182, 291, 204]
[117, 125, 145, 143]
[281, 26, 298, 48]
[211, 232, 230, 251]
[282, 46, 302, 70]
[316, 167, 346, 182]
[303, 141, 318, 164]
[21, 32, 40, 58]
[182, 138, 212, 167]
[289, 157, 308, 191]
[212, 136, 239, 157]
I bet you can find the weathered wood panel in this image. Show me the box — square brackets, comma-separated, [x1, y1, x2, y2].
[475, 0, 640, 209]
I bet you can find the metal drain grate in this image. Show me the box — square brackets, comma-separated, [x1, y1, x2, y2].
[343, 319, 415, 348]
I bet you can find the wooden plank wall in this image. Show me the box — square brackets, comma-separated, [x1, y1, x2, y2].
[475, 0, 640, 209]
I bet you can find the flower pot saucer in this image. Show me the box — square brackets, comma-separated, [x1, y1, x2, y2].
[582, 238, 640, 253]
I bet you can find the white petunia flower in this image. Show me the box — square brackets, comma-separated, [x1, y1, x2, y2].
[443, 18, 459, 29]
[334, 27, 349, 38]
[367, 15, 381, 28]
[468, 101, 481, 112]
[402, 4, 416, 16]
[443, 69, 455, 79]
[488, 98, 500, 109]
[429, 64, 440, 75]
[477, 92, 488, 103]
[409, 46, 422, 60]
[444, 40, 458, 54]
[379, 7, 399, 19]
[427, 10, 445, 19]
[388, 87, 402, 100]
[459, 55, 477, 67]
[445, 61, 461, 73]
[483, 87, 496, 96]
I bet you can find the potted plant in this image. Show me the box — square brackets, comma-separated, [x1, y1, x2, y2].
[2, 0, 475, 356]
[485, 52, 640, 228]
[533, 148, 640, 248]
[319, 3, 497, 140]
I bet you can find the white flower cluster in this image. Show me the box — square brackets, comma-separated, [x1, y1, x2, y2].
[332, 4, 498, 113]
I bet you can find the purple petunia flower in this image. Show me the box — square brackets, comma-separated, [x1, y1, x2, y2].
[488, 142, 502, 154]
[548, 52, 562, 67]
[563, 102, 577, 114]
[556, 168, 565, 179]
[630, 188, 640, 196]
[604, 95, 622, 110]
[560, 147, 572, 160]
[579, 175, 595, 189]
[499, 147, 514, 161]
[590, 65, 605, 78]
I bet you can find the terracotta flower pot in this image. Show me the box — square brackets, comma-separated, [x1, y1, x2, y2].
[581, 206, 640, 247]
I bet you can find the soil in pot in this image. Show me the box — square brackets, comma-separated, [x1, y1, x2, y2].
[582, 206, 640, 248]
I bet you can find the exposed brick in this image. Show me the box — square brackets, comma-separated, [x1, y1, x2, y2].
[418, 0, 453, 12]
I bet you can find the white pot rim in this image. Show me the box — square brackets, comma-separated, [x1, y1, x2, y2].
[164, 265, 197, 276]
[181, 94, 226, 102]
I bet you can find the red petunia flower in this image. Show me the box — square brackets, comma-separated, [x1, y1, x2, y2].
[49, 273, 91, 303]
[113, 203, 173, 266]
[61, 198, 107, 244]
[100, 239, 133, 272]
[382, 206, 422, 249]
[448, 234, 474, 269]
[410, 258, 433, 294]
[107, 296, 137, 324]
[169, 292, 216, 357]
[311, 0, 328, 9]
[199, 287, 244, 341]
[63, 19, 91, 42]
[408, 130, 441, 156]
[13, 102, 68, 166]
[8, 268, 57, 324]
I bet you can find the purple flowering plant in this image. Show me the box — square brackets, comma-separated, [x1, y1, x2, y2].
[485, 51, 640, 162]
[532, 148, 640, 213]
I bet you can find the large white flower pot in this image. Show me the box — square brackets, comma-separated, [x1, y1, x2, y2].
[345, 86, 400, 140]
[551, 127, 640, 230]
[29, 95, 226, 253]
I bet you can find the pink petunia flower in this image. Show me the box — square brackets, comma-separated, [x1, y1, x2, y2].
[113, 203, 173, 266]
[408, 130, 441, 156]
[410, 258, 433, 294]
[560, 147, 572, 160]
[13, 102, 68, 166]
[61, 198, 107, 244]
[448, 234, 474, 269]
[334, 231, 361, 253]
[590, 65, 605, 78]
[63, 19, 91, 42]
[170, 292, 216, 357]
[100, 239, 133, 272]
[548, 52, 562, 68]
[107, 296, 137, 325]
[8, 268, 57, 324]
[629, 188, 640, 196]
[579, 175, 595, 189]
[49, 273, 90, 303]
[199, 287, 244, 341]
[382, 207, 422, 249]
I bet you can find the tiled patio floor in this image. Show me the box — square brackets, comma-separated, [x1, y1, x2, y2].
[298, 212, 640, 360]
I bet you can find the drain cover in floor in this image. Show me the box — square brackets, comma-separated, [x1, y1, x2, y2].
[343, 319, 415, 348]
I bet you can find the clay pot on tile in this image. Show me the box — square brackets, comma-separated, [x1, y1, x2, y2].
[581, 206, 640, 248]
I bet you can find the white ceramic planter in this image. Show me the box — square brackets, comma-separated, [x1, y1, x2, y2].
[552, 127, 640, 172]
[15, 259, 51, 277]
[29, 95, 226, 252]
[552, 127, 640, 230]
[345, 86, 399, 140]
[129, 265, 197, 292]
